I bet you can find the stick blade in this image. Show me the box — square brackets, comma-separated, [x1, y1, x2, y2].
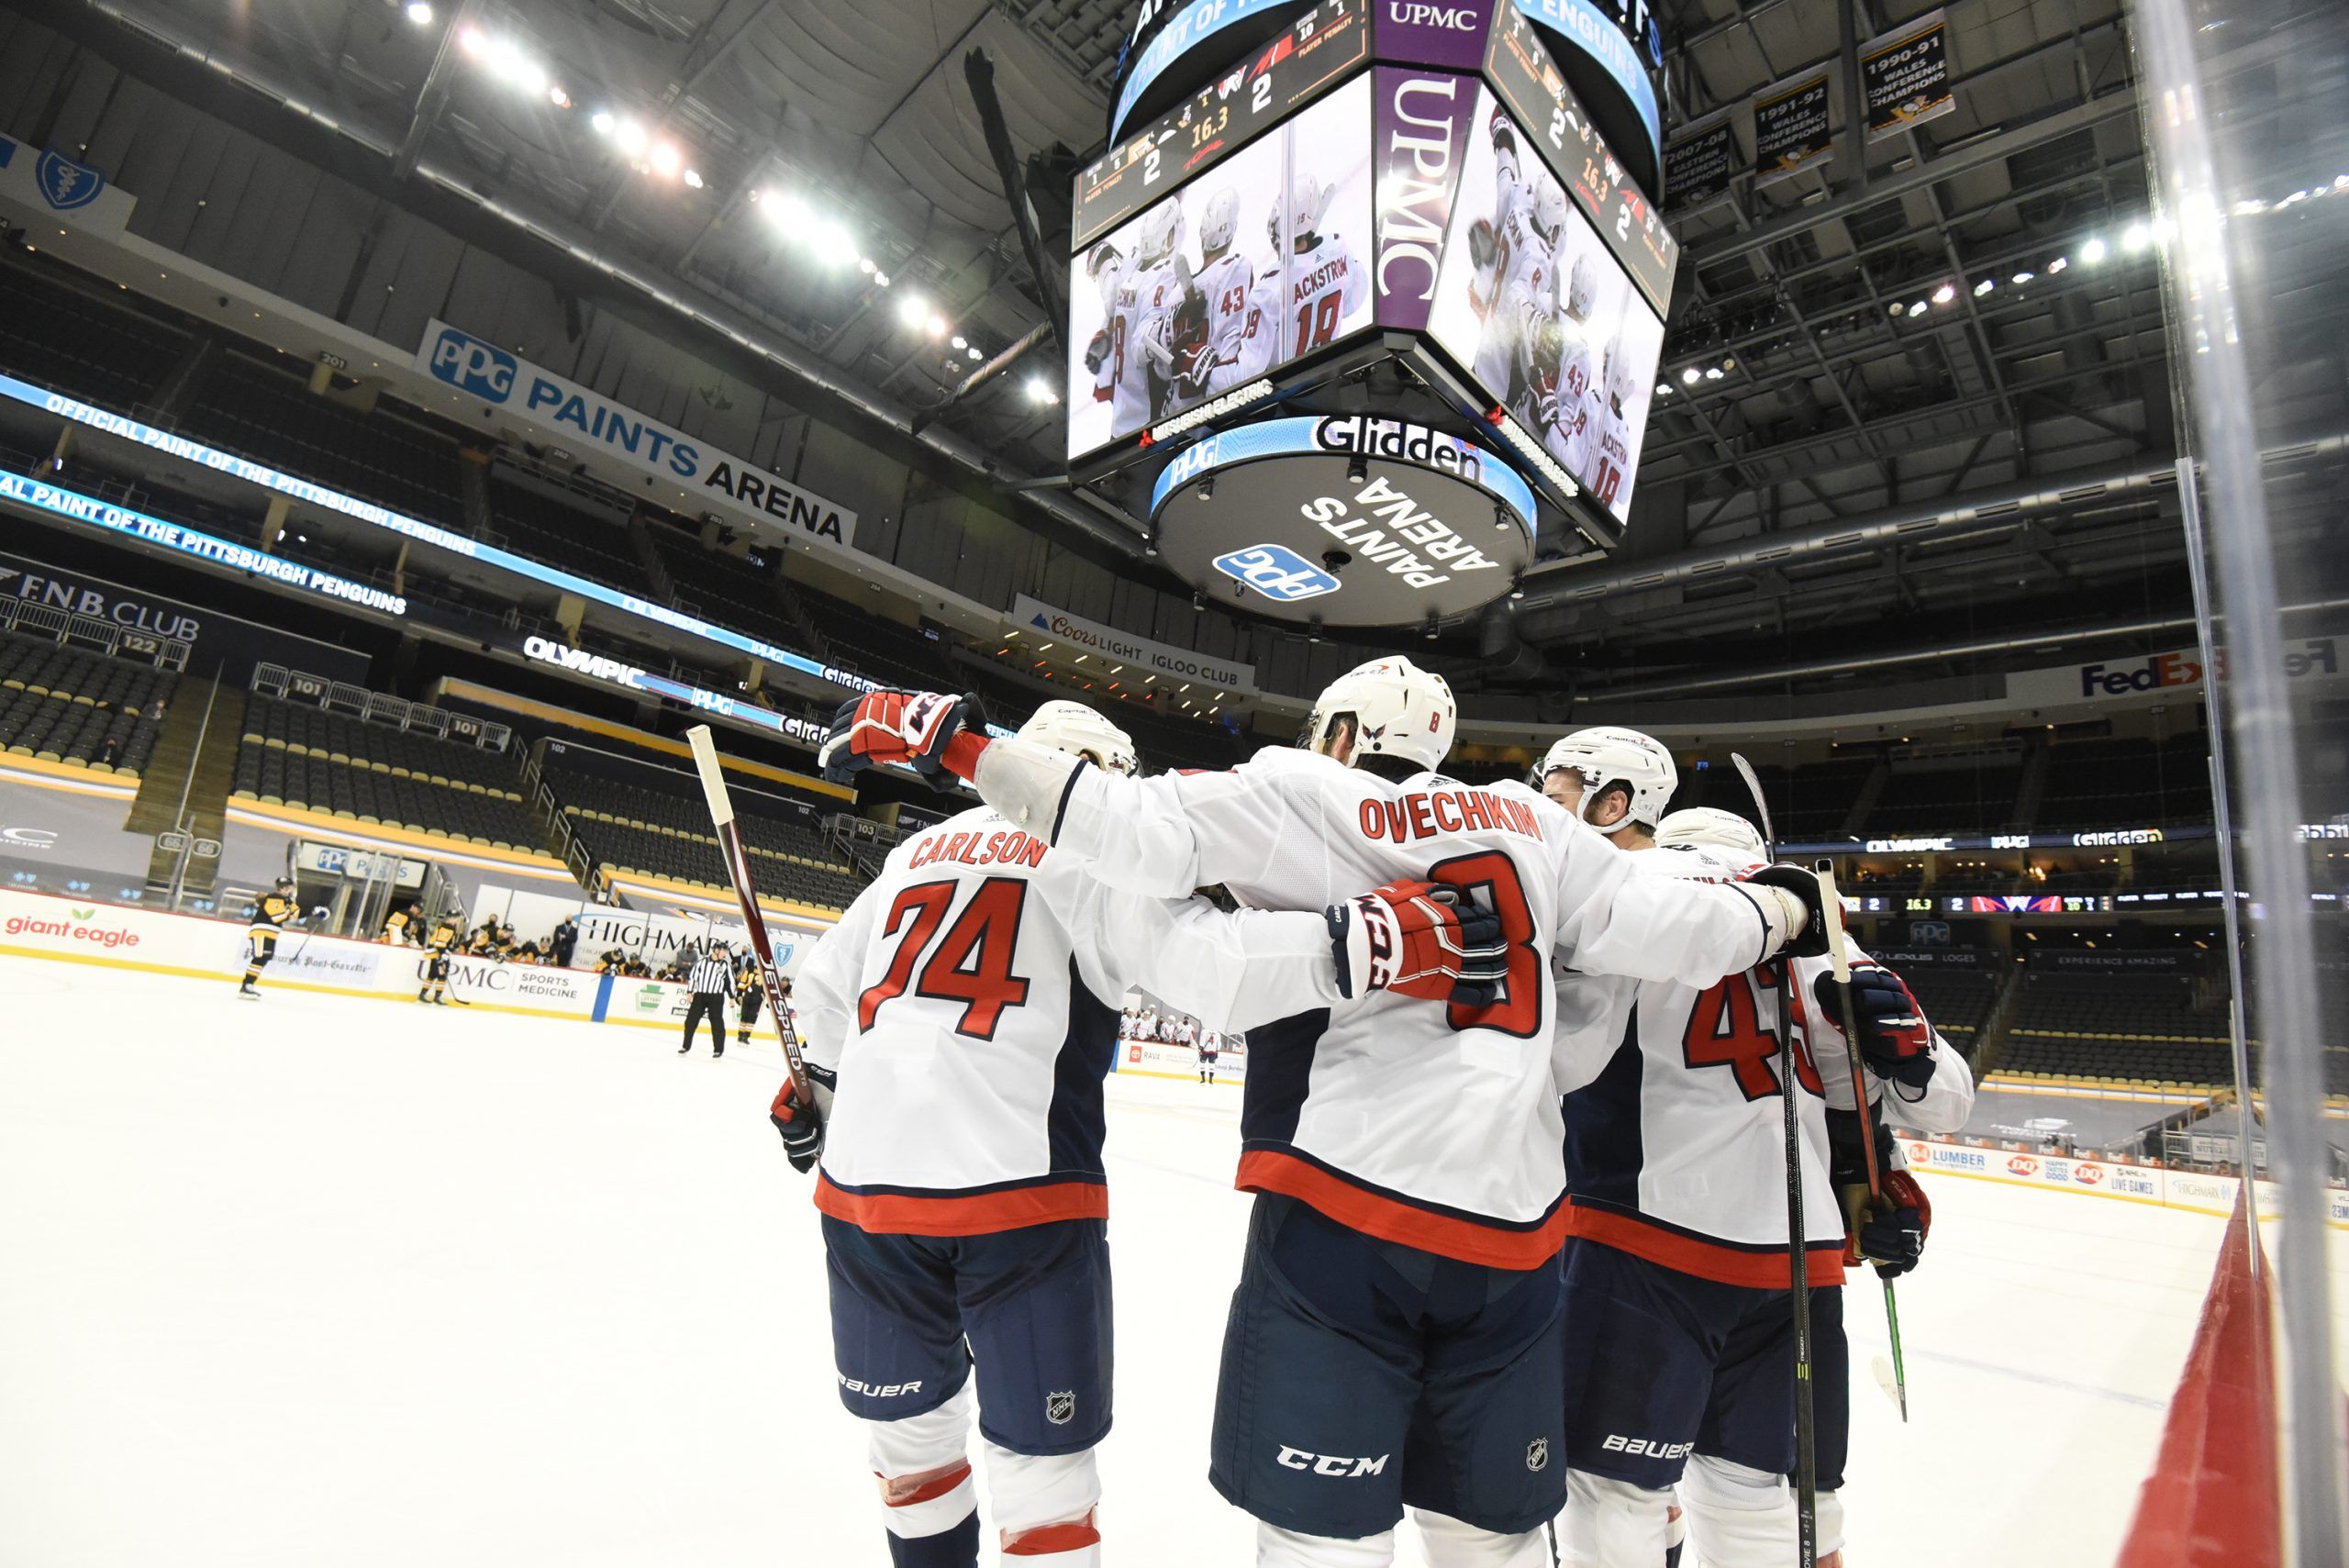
[1871, 1353, 1908, 1420]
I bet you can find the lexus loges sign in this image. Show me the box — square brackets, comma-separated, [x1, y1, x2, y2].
[1149, 415, 1536, 627]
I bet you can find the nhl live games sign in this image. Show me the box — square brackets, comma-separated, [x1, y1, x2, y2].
[416, 321, 857, 554]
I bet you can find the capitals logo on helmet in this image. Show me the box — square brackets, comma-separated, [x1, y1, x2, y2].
[1305, 657, 1456, 773]
[1654, 806, 1765, 862]
[1019, 699, 1139, 776]
[1536, 726, 1676, 834]
[1268, 177, 1329, 250]
[1200, 188, 1241, 254]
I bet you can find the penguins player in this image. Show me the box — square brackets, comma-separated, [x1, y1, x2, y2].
[239, 876, 302, 999]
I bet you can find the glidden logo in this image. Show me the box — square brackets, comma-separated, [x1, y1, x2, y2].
[2007, 1155, 2039, 1177]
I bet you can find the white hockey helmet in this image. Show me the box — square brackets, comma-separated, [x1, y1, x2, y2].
[1139, 200, 1184, 265]
[1533, 175, 1569, 243]
[1200, 188, 1241, 253]
[1489, 107, 1521, 186]
[1654, 806, 1766, 860]
[1536, 726, 1677, 834]
[1304, 656, 1456, 773]
[1269, 177, 1325, 250]
[1605, 337, 1633, 407]
[1565, 254, 1598, 321]
[1020, 699, 1139, 776]
[1087, 240, 1126, 312]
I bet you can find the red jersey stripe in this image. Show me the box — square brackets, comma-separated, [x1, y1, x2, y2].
[815, 1173, 1108, 1237]
[1235, 1149, 1567, 1271]
[1563, 1203, 1847, 1288]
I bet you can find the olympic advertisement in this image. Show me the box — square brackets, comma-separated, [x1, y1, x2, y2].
[1067, 72, 1375, 460]
[1421, 86, 1665, 523]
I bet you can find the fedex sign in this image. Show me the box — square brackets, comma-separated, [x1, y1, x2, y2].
[2073, 639, 2337, 699]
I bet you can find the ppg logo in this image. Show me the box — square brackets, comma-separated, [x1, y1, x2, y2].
[1213, 543, 1340, 603]
[426, 330, 518, 402]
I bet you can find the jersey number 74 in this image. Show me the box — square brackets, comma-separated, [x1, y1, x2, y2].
[858, 878, 1031, 1040]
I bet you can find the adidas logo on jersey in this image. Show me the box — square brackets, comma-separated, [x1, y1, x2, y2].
[1275, 1445, 1390, 1478]
[1601, 1434, 1694, 1460]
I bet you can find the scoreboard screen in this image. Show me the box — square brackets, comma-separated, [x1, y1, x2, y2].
[1483, 5, 1677, 317]
[1421, 85, 1666, 524]
[1065, 73, 1375, 462]
[1075, 0, 1368, 250]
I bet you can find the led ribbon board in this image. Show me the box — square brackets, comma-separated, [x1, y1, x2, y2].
[0, 472, 408, 617]
[1148, 415, 1536, 627]
[0, 374, 873, 695]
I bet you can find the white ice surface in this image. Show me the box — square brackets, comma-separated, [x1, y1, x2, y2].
[0, 958, 2319, 1566]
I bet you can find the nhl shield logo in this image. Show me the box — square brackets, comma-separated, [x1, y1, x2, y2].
[34, 150, 106, 213]
[1525, 1437, 1550, 1473]
[1044, 1390, 1076, 1426]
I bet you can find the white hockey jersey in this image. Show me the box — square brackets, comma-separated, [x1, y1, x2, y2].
[1798, 951, 1978, 1137]
[1190, 249, 1254, 395]
[1584, 402, 1633, 510]
[1106, 258, 1181, 437]
[1210, 265, 1283, 392]
[1552, 843, 1848, 1288]
[794, 805, 1348, 1236]
[970, 742, 1787, 1269]
[1284, 234, 1365, 360]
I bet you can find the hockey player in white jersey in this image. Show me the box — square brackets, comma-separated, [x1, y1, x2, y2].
[1655, 806, 1976, 1568]
[1104, 203, 1186, 437]
[818, 664, 1833, 1568]
[1081, 240, 1125, 414]
[1531, 728, 1848, 1568]
[1182, 187, 1255, 401]
[1579, 339, 1636, 510]
[1539, 259, 1603, 479]
[1276, 176, 1365, 362]
[774, 699, 1501, 1568]
[1472, 123, 1569, 400]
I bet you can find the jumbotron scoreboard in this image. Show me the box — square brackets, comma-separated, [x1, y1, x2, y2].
[1067, 0, 1676, 629]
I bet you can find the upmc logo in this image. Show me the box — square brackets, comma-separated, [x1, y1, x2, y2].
[1214, 544, 1341, 603]
[425, 329, 518, 403]
[2007, 1155, 2039, 1177]
[1387, 2, 1481, 27]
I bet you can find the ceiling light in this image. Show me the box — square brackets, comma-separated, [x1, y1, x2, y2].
[1703, 366, 1723, 380]
[897, 295, 928, 328]
[2121, 223, 2150, 252]
[612, 118, 648, 155]
[951, 335, 967, 350]
[547, 85, 569, 109]
[2080, 236, 2108, 264]
[1720, 357, 1735, 371]
[1655, 382, 1670, 395]
[1026, 376, 1058, 406]
[873, 272, 891, 287]
[1886, 301, 1904, 317]
[649, 142, 684, 178]
[1680, 366, 1701, 385]
[1974, 277, 1996, 296]
[858, 257, 876, 274]
[682, 168, 703, 190]
[405, 1, 433, 23]
[925, 313, 948, 338]
[1906, 300, 1929, 317]
[2010, 270, 2034, 284]
[456, 23, 484, 54]
[591, 110, 614, 135]
[1931, 282, 1956, 305]
[965, 346, 982, 361]
[2046, 255, 2067, 272]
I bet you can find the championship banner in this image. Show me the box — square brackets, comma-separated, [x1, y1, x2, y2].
[1664, 110, 1736, 210]
[1752, 70, 1833, 186]
[1862, 10, 1955, 141]
[415, 320, 856, 556]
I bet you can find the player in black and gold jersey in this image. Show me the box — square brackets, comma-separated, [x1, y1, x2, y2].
[239, 877, 301, 999]
[733, 957, 764, 1048]
[418, 917, 461, 1005]
[382, 902, 424, 945]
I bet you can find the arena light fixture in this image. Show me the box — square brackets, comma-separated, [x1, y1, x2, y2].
[682, 168, 704, 190]
[1703, 366, 1723, 380]
[648, 142, 684, 179]
[2121, 222, 2150, 253]
[2080, 237, 2108, 264]
[1680, 366, 1701, 385]
[1931, 282, 1956, 306]
[2046, 255, 2068, 273]
[896, 294, 928, 328]
[1906, 300, 1930, 317]
[2011, 270, 2035, 284]
[965, 346, 982, 361]
[926, 313, 949, 339]
[873, 272, 892, 287]
[1974, 277, 1996, 296]
[858, 257, 876, 274]
[405, 1, 433, 23]
[590, 110, 614, 135]
[951, 335, 967, 350]
[1027, 377, 1059, 406]
[1655, 382, 1670, 395]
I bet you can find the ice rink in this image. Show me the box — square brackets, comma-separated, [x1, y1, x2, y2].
[0, 957, 2302, 1566]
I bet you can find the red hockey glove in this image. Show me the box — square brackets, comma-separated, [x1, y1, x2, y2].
[1327, 880, 1508, 1006]
[818, 691, 985, 785]
[1815, 962, 1936, 1090]
[769, 1063, 837, 1174]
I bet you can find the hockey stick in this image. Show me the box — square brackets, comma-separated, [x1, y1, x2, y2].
[1813, 859, 1909, 1421]
[1730, 752, 1817, 1568]
[685, 725, 814, 1107]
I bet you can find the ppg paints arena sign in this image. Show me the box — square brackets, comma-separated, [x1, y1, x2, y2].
[1149, 416, 1536, 626]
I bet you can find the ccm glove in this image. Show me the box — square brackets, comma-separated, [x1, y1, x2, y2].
[1816, 962, 1937, 1091]
[1850, 1169, 1932, 1279]
[1741, 864, 1830, 959]
[819, 691, 985, 785]
[1328, 879, 1508, 1006]
[768, 1062, 838, 1174]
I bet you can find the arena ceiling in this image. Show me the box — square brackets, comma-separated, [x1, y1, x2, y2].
[17, 0, 2348, 706]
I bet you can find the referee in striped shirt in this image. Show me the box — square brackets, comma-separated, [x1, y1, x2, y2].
[679, 941, 732, 1058]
